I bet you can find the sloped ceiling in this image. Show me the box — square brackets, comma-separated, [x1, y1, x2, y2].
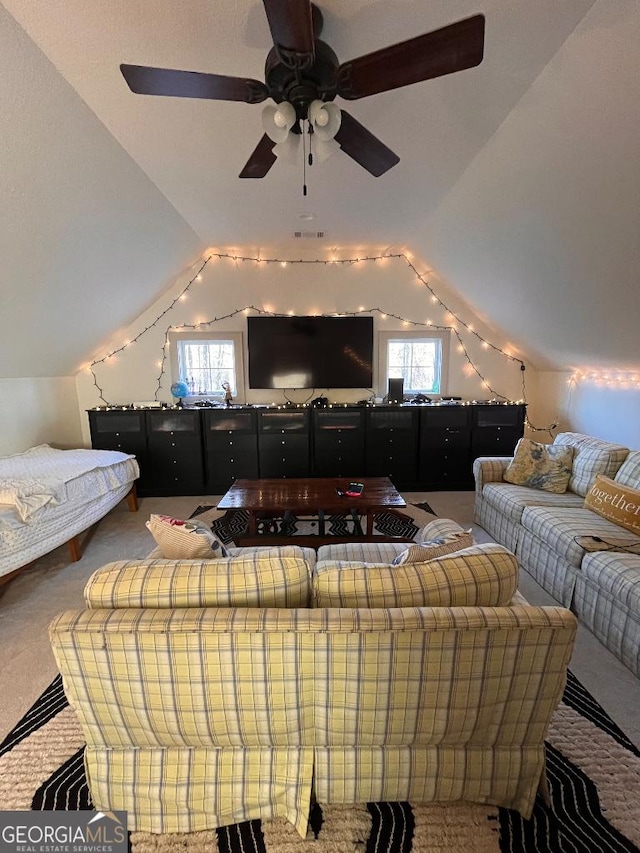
[1, 0, 638, 378]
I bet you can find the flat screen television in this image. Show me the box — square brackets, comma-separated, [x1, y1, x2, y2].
[247, 316, 374, 389]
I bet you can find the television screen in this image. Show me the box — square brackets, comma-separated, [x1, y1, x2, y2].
[247, 316, 374, 389]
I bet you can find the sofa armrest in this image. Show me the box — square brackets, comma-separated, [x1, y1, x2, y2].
[473, 456, 513, 495]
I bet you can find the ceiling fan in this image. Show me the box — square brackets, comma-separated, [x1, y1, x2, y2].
[120, 1, 485, 179]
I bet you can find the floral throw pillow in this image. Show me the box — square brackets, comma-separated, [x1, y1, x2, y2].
[503, 438, 574, 493]
[391, 530, 474, 565]
[146, 514, 228, 559]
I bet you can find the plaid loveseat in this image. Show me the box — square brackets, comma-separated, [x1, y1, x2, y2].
[50, 542, 576, 838]
[474, 432, 640, 676]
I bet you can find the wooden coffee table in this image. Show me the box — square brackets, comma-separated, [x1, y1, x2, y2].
[217, 477, 410, 547]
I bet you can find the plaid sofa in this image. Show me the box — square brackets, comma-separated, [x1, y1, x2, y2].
[50, 541, 576, 838]
[474, 432, 640, 676]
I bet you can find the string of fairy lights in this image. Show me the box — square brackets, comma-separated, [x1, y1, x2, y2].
[85, 251, 558, 433]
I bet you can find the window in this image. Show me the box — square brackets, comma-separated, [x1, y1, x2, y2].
[169, 331, 245, 400]
[379, 331, 449, 396]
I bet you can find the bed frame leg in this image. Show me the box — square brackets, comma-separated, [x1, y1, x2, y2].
[68, 536, 82, 562]
[126, 484, 139, 512]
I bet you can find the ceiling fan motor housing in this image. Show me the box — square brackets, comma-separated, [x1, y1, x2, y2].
[265, 39, 339, 120]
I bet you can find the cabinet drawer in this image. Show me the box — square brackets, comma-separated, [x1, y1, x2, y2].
[258, 411, 309, 433]
[204, 410, 257, 433]
[421, 407, 470, 429]
[206, 434, 258, 455]
[314, 433, 363, 455]
[208, 458, 259, 488]
[148, 433, 201, 452]
[314, 446, 365, 477]
[421, 427, 470, 450]
[90, 411, 147, 435]
[91, 434, 146, 455]
[473, 405, 524, 429]
[367, 434, 418, 457]
[147, 410, 201, 435]
[421, 456, 472, 486]
[313, 410, 365, 431]
[472, 427, 521, 457]
[366, 409, 418, 431]
[258, 435, 309, 477]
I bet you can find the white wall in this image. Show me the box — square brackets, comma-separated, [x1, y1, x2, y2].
[76, 249, 538, 444]
[0, 378, 83, 456]
[535, 372, 640, 449]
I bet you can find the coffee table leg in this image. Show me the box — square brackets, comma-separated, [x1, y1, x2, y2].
[318, 509, 325, 536]
[366, 511, 374, 536]
[247, 511, 257, 536]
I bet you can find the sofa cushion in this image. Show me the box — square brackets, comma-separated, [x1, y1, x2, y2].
[313, 544, 519, 608]
[482, 482, 584, 524]
[581, 551, 640, 613]
[552, 433, 629, 497]
[391, 530, 474, 565]
[520, 505, 640, 568]
[84, 548, 312, 609]
[503, 438, 574, 493]
[614, 450, 640, 490]
[316, 519, 467, 564]
[146, 514, 228, 559]
[584, 474, 640, 534]
[316, 541, 409, 564]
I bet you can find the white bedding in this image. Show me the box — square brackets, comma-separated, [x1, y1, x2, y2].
[0, 445, 139, 577]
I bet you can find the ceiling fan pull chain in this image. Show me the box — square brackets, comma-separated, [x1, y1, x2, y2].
[308, 121, 314, 166]
[303, 128, 308, 196]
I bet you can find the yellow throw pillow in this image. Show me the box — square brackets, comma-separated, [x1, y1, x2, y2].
[584, 475, 640, 534]
[503, 438, 574, 493]
[146, 514, 228, 559]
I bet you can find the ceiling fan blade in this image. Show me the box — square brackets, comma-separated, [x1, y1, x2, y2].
[336, 14, 485, 100]
[334, 110, 399, 177]
[120, 64, 269, 104]
[239, 134, 278, 178]
[262, 0, 315, 65]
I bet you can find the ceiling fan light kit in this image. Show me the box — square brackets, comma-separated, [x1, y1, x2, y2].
[120, 2, 485, 181]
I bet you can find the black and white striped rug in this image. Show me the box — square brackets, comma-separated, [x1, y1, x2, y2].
[0, 671, 638, 852]
[195, 501, 437, 545]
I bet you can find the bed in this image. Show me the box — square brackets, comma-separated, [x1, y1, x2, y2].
[0, 444, 139, 581]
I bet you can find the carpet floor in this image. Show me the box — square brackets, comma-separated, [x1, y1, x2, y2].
[0, 672, 638, 853]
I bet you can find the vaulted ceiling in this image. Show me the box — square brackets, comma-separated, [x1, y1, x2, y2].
[1, 0, 638, 378]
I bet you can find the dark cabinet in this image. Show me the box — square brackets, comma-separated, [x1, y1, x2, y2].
[257, 410, 310, 478]
[365, 408, 419, 488]
[87, 409, 150, 494]
[204, 409, 259, 492]
[312, 408, 365, 476]
[146, 409, 204, 495]
[88, 402, 525, 496]
[471, 405, 525, 459]
[419, 406, 472, 489]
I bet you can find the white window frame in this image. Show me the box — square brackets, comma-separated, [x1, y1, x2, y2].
[378, 330, 450, 398]
[168, 331, 246, 402]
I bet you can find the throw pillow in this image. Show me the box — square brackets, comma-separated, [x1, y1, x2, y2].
[146, 514, 228, 559]
[503, 438, 574, 493]
[584, 475, 640, 534]
[391, 529, 473, 565]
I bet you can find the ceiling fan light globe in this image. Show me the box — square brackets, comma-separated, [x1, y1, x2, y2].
[262, 101, 296, 142]
[274, 134, 300, 164]
[309, 99, 341, 141]
[312, 136, 340, 163]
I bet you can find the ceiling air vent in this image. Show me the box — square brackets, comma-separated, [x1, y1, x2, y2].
[293, 230, 326, 239]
